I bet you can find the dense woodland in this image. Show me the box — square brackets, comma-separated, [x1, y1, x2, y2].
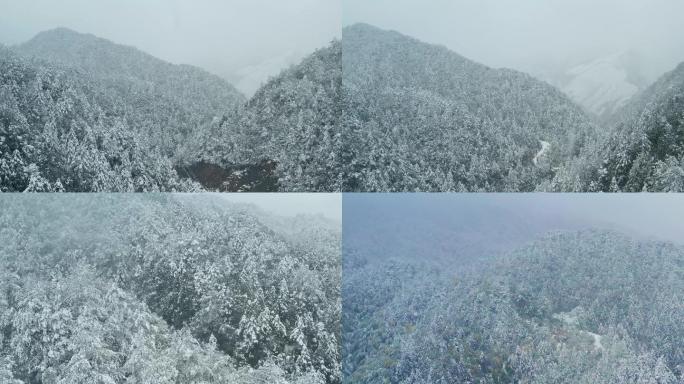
[341, 23, 684, 192]
[341, 23, 598, 191]
[198, 41, 342, 192]
[554, 62, 684, 191]
[0, 44, 198, 192]
[0, 195, 341, 383]
[0, 28, 340, 192]
[343, 229, 684, 383]
[2, 25, 684, 191]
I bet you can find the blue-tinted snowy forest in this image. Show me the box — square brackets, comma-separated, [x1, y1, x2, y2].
[343, 195, 684, 383]
[0, 194, 340, 383]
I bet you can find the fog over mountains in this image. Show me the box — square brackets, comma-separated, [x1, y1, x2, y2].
[227, 50, 308, 97]
[345, 230, 684, 383]
[2, 20, 684, 192]
[546, 51, 649, 119]
[343, 195, 684, 383]
[1, 4, 684, 383]
[0, 0, 340, 98]
[343, 0, 684, 121]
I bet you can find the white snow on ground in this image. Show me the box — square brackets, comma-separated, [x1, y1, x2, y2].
[533, 140, 550, 166]
[553, 310, 604, 352]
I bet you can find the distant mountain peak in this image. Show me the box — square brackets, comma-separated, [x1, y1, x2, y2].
[16, 28, 244, 99]
[343, 22, 383, 32]
[550, 51, 650, 119]
[26, 27, 111, 46]
[36, 26, 87, 35]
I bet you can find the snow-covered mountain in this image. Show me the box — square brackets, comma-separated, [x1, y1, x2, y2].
[552, 51, 649, 118]
[342, 23, 598, 192]
[229, 50, 306, 97]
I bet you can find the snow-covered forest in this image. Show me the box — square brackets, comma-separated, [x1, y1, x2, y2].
[555, 61, 684, 192]
[0, 28, 340, 192]
[0, 194, 340, 383]
[341, 23, 597, 191]
[2, 22, 684, 192]
[343, 196, 684, 383]
[340, 23, 684, 192]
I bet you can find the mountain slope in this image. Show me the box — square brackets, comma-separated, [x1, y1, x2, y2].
[198, 40, 342, 192]
[552, 61, 684, 191]
[343, 229, 684, 383]
[0, 46, 197, 191]
[1, 28, 255, 191]
[248, 40, 341, 191]
[3, 28, 341, 192]
[341, 23, 598, 191]
[603, 62, 684, 191]
[14, 28, 245, 161]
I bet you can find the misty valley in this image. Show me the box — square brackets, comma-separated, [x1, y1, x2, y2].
[0, 195, 340, 383]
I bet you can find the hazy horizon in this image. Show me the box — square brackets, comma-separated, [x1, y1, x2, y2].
[343, 0, 684, 87]
[0, 0, 341, 96]
[344, 194, 684, 265]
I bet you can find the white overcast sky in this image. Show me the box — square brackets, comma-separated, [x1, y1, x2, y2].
[345, 193, 684, 246]
[343, 0, 684, 80]
[0, 0, 340, 95]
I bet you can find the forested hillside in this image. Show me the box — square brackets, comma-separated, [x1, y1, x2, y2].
[1, 28, 341, 191]
[4, 25, 682, 192]
[0, 46, 199, 192]
[198, 41, 342, 192]
[0, 28, 243, 192]
[15, 28, 245, 160]
[341, 23, 598, 191]
[552, 62, 684, 191]
[0, 195, 341, 383]
[343, 230, 684, 383]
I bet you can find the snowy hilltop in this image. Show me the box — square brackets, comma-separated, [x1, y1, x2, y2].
[0, 28, 340, 192]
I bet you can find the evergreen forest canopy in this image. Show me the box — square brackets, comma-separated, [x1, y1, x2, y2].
[2, 24, 684, 191]
[0, 194, 341, 383]
[343, 228, 684, 383]
[0, 28, 340, 192]
[341, 23, 684, 192]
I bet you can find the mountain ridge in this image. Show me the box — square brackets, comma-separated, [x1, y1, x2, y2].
[552, 59, 684, 191]
[342, 23, 598, 191]
[16, 27, 244, 98]
[1, 27, 340, 191]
